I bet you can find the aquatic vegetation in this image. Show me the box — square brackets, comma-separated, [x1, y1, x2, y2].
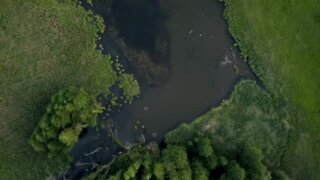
[82, 0, 171, 85]
[223, 0, 320, 178]
[119, 74, 140, 103]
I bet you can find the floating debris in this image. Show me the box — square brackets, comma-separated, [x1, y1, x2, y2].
[221, 55, 232, 65]
[188, 29, 194, 34]
[84, 147, 102, 156]
[139, 134, 146, 143]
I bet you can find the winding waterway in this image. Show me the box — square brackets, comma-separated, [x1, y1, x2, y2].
[66, 0, 255, 178]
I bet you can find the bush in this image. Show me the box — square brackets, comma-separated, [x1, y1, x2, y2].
[119, 74, 140, 103]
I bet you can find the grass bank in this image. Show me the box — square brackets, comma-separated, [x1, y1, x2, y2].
[223, 0, 320, 178]
[165, 80, 290, 174]
[86, 80, 290, 179]
[0, 0, 138, 179]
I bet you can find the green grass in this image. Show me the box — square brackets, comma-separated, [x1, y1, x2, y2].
[223, 0, 320, 178]
[165, 80, 290, 174]
[0, 0, 135, 179]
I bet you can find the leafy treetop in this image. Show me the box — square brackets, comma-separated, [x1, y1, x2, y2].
[30, 87, 103, 159]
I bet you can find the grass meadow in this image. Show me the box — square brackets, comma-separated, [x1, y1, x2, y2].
[223, 0, 320, 178]
[0, 0, 120, 179]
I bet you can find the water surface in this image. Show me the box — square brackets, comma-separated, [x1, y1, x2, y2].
[113, 0, 254, 143]
[67, 0, 255, 178]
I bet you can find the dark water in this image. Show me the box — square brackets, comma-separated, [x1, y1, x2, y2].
[112, 0, 254, 142]
[65, 0, 255, 178]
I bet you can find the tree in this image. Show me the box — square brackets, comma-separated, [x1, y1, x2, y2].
[153, 162, 165, 180]
[162, 146, 192, 180]
[203, 153, 218, 170]
[108, 171, 122, 180]
[238, 145, 271, 180]
[191, 160, 209, 180]
[220, 160, 245, 180]
[197, 137, 214, 158]
[30, 87, 103, 159]
[123, 160, 142, 180]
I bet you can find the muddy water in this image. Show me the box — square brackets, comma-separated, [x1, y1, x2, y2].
[67, 0, 255, 178]
[113, 0, 254, 144]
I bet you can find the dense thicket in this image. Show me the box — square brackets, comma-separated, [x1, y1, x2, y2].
[87, 137, 289, 180]
[30, 87, 103, 159]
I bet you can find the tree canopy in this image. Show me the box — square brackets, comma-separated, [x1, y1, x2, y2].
[30, 87, 103, 159]
[87, 136, 289, 180]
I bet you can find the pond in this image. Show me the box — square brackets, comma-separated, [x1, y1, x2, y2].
[65, 0, 255, 178]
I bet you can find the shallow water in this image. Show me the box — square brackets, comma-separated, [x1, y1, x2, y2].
[66, 0, 255, 178]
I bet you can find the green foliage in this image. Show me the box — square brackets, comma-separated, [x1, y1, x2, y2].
[30, 87, 103, 159]
[203, 153, 218, 170]
[197, 137, 213, 158]
[119, 74, 140, 103]
[108, 171, 122, 180]
[191, 160, 209, 180]
[58, 125, 83, 146]
[238, 145, 270, 180]
[162, 146, 192, 180]
[89, 140, 278, 180]
[123, 160, 142, 180]
[220, 161, 245, 180]
[153, 162, 165, 180]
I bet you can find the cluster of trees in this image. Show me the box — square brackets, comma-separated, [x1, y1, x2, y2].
[30, 87, 103, 159]
[29, 74, 140, 160]
[87, 134, 289, 180]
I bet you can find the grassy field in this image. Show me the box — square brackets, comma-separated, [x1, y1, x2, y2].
[165, 80, 290, 176]
[223, 0, 320, 178]
[0, 0, 134, 179]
